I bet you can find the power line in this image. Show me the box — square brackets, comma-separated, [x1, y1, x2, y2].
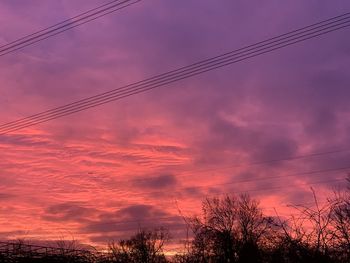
[42, 164, 348, 211]
[0, 0, 141, 57]
[3, 166, 345, 229]
[96, 165, 350, 198]
[48, 166, 347, 210]
[1, 12, 350, 134]
[177, 149, 350, 176]
[78, 196, 335, 230]
[175, 166, 350, 194]
[5, 173, 345, 237]
[2, 12, 349, 132]
[93, 147, 350, 186]
[2, 199, 333, 235]
[204, 178, 345, 199]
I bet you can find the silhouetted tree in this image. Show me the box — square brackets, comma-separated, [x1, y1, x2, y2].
[328, 177, 350, 262]
[180, 194, 276, 263]
[108, 228, 169, 263]
[2, 178, 350, 263]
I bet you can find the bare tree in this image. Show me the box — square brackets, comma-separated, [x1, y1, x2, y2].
[108, 228, 169, 263]
[236, 194, 276, 263]
[289, 188, 334, 262]
[182, 194, 276, 263]
[328, 178, 350, 262]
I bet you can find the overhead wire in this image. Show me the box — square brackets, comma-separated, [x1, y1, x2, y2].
[1, 13, 348, 132]
[1, 12, 350, 134]
[201, 178, 346, 198]
[2, 172, 344, 238]
[0, 198, 333, 235]
[0, 0, 142, 57]
[1, 6, 349, 246]
[88, 147, 350, 186]
[79, 196, 336, 230]
[92, 165, 350, 198]
[46, 166, 347, 212]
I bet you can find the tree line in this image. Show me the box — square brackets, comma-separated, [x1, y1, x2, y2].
[0, 176, 349, 263]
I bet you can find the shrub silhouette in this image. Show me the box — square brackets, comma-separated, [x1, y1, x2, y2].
[107, 228, 169, 263]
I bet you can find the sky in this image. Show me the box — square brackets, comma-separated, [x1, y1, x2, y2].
[0, 0, 350, 250]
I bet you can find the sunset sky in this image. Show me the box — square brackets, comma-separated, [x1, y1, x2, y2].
[0, 0, 350, 251]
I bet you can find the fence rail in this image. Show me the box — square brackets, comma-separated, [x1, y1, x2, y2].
[0, 241, 108, 262]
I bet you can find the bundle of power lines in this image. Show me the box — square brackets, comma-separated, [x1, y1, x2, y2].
[0, 12, 350, 134]
[0, 0, 141, 57]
